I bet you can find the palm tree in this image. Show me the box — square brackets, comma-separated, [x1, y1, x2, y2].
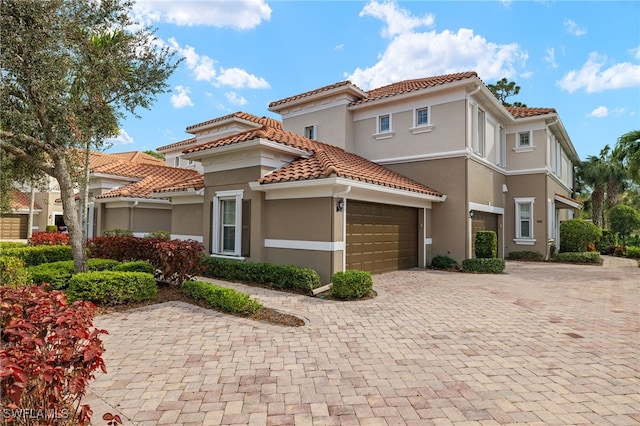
[614, 130, 640, 185]
[579, 154, 607, 227]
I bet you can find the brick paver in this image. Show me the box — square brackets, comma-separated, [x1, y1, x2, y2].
[84, 257, 640, 425]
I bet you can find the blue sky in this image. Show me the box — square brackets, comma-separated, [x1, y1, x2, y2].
[107, 0, 640, 161]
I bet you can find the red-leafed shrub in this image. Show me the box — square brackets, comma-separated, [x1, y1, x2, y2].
[88, 235, 204, 285]
[0, 286, 107, 425]
[28, 231, 70, 246]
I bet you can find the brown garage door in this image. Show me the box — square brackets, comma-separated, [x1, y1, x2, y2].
[471, 212, 498, 257]
[346, 201, 418, 274]
[0, 214, 28, 239]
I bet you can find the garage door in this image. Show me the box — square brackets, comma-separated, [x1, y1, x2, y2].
[0, 214, 28, 239]
[471, 212, 498, 257]
[346, 201, 418, 274]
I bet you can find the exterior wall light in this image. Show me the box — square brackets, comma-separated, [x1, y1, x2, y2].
[469, 210, 474, 218]
[337, 198, 345, 212]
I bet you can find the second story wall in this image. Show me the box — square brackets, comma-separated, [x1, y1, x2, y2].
[280, 102, 352, 151]
[505, 122, 548, 172]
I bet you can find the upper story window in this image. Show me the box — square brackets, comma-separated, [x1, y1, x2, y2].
[518, 131, 531, 147]
[174, 156, 180, 167]
[410, 107, 434, 134]
[477, 108, 486, 156]
[379, 115, 390, 133]
[304, 125, 316, 140]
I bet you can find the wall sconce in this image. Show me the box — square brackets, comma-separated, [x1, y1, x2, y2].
[336, 198, 345, 212]
[469, 210, 474, 219]
[502, 184, 509, 193]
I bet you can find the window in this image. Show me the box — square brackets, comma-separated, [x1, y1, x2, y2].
[212, 190, 243, 256]
[174, 156, 180, 167]
[378, 114, 390, 133]
[304, 125, 316, 140]
[416, 107, 429, 126]
[518, 131, 531, 147]
[514, 197, 535, 244]
[477, 108, 485, 156]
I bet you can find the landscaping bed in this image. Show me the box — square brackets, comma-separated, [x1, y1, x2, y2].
[93, 282, 305, 327]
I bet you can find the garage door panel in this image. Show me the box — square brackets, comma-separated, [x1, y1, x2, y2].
[0, 215, 28, 239]
[346, 201, 418, 274]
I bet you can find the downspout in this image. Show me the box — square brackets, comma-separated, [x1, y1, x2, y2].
[333, 185, 352, 272]
[129, 200, 139, 232]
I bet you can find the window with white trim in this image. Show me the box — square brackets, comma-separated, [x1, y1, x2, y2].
[416, 107, 429, 126]
[212, 190, 243, 256]
[378, 114, 391, 133]
[518, 131, 531, 147]
[477, 108, 486, 156]
[514, 197, 535, 244]
[174, 156, 180, 167]
[304, 125, 316, 140]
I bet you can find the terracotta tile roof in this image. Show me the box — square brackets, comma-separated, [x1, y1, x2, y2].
[110, 151, 165, 165]
[154, 174, 204, 194]
[351, 72, 478, 106]
[555, 193, 583, 207]
[185, 111, 282, 133]
[156, 137, 197, 152]
[93, 162, 201, 199]
[186, 119, 442, 197]
[9, 190, 42, 210]
[507, 107, 557, 118]
[259, 145, 442, 197]
[268, 81, 363, 109]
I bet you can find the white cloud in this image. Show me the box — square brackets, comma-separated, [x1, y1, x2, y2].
[168, 38, 217, 82]
[106, 129, 134, 145]
[558, 52, 640, 93]
[348, 1, 527, 90]
[563, 19, 587, 36]
[215, 67, 270, 89]
[225, 91, 248, 106]
[171, 86, 194, 108]
[544, 48, 558, 68]
[360, 0, 434, 38]
[335, 44, 345, 51]
[631, 45, 640, 60]
[132, 0, 271, 29]
[587, 106, 608, 118]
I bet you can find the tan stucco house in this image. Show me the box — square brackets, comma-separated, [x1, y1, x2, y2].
[152, 71, 581, 282]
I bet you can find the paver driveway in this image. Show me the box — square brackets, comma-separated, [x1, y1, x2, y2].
[85, 257, 640, 425]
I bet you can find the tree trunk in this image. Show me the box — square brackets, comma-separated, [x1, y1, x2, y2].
[591, 185, 604, 228]
[604, 179, 619, 229]
[52, 154, 87, 272]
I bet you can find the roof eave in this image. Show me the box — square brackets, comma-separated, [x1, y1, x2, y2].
[269, 84, 367, 113]
[182, 138, 312, 161]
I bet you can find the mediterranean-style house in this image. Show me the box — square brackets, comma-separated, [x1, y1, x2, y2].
[1, 71, 582, 284]
[153, 71, 581, 282]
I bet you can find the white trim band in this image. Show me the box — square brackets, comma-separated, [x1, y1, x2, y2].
[265, 239, 345, 252]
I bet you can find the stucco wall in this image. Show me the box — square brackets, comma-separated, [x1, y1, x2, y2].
[504, 173, 548, 257]
[171, 203, 203, 239]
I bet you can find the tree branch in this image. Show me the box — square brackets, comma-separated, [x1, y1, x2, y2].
[0, 132, 55, 175]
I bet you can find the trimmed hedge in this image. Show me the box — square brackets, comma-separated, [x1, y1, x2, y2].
[507, 251, 544, 261]
[67, 271, 158, 305]
[552, 252, 602, 264]
[461, 258, 505, 273]
[560, 219, 602, 253]
[201, 257, 322, 292]
[0, 241, 27, 249]
[0, 256, 32, 287]
[0, 245, 73, 266]
[114, 260, 155, 274]
[475, 231, 497, 258]
[431, 255, 459, 270]
[27, 258, 122, 290]
[330, 270, 373, 299]
[182, 280, 262, 315]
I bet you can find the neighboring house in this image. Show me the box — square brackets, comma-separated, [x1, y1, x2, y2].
[160, 71, 580, 282]
[0, 189, 44, 239]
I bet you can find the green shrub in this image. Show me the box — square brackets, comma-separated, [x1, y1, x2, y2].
[475, 231, 497, 258]
[114, 260, 155, 274]
[45, 225, 58, 233]
[27, 258, 122, 290]
[67, 271, 158, 305]
[461, 258, 505, 273]
[330, 270, 373, 299]
[0, 256, 32, 287]
[552, 252, 602, 264]
[201, 257, 322, 292]
[597, 229, 618, 254]
[0, 241, 27, 249]
[145, 230, 171, 240]
[431, 255, 459, 270]
[560, 219, 602, 253]
[103, 228, 133, 236]
[609, 205, 640, 246]
[626, 246, 640, 259]
[0, 245, 73, 266]
[507, 251, 544, 261]
[182, 280, 262, 314]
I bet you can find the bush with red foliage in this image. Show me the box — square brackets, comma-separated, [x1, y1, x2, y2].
[88, 235, 204, 284]
[0, 286, 107, 425]
[28, 232, 70, 246]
